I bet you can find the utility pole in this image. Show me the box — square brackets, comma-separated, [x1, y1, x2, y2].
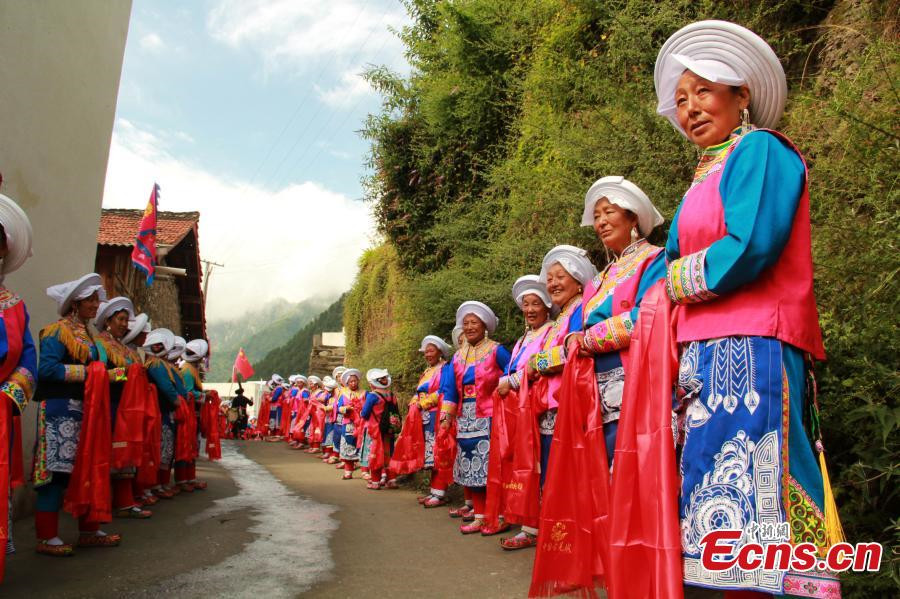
[200, 259, 224, 308]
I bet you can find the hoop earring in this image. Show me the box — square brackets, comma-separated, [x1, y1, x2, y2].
[741, 107, 750, 131]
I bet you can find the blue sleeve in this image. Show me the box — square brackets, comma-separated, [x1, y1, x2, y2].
[569, 306, 583, 333]
[629, 252, 667, 322]
[172, 371, 187, 397]
[361, 392, 378, 419]
[494, 344, 511, 372]
[147, 363, 179, 408]
[38, 335, 75, 383]
[439, 361, 459, 405]
[182, 369, 197, 394]
[705, 131, 804, 294]
[302, 389, 310, 400]
[271, 386, 283, 404]
[665, 201, 684, 262]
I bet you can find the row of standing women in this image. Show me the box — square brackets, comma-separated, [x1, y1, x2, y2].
[384, 20, 842, 599]
[0, 192, 219, 572]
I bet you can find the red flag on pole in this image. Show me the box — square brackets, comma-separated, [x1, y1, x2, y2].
[232, 348, 254, 382]
[131, 183, 159, 285]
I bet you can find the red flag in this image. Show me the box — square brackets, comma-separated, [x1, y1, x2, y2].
[131, 183, 159, 285]
[232, 347, 254, 382]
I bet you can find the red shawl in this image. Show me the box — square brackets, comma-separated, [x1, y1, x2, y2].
[64, 361, 112, 525]
[111, 363, 148, 470]
[138, 383, 162, 487]
[0, 298, 25, 581]
[433, 413, 457, 473]
[607, 283, 683, 599]
[280, 395, 293, 438]
[174, 396, 196, 462]
[365, 392, 394, 472]
[484, 387, 517, 529]
[389, 402, 425, 475]
[256, 395, 271, 436]
[203, 390, 223, 460]
[529, 341, 609, 598]
[505, 374, 544, 527]
[311, 400, 326, 444]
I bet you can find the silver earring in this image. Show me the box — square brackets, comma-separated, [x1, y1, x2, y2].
[630, 227, 639, 243]
[741, 108, 750, 130]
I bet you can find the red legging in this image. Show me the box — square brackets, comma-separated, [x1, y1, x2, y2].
[430, 467, 452, 494]
[467, 487, 486, 518]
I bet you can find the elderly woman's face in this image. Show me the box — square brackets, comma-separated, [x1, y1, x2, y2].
[347, 375, 359, 391]
[521, 294, 550, 329]
[74, 291, 101, 321]
[593, 198, 639, 255]
[151, 343, 165, 355]
[107, 309, 130, 339]
[462, 313, 486, 345]
[545, 263, 580, 308]
[423, 343, 442, 366]
[675, 70, 750, 148]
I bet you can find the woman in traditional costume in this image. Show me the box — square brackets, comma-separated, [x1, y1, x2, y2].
[266, 374, 285, 440]
[440, 301, 511, 534]
[328, 367, 346, 465]
[654, 20, 840, 597]
[337, 368, 364, 479]
[360, 369, 400, 489]
[320, 376, 339, 462]
[495, 276, 552, 550]
[181, 338, 209, 490]
[0, 194, 36, 574]
[141, 328, 183, 500]
[34, 273, 123, 556]
[410, 335, 454, 508]
[94, 297, 153, 519]
[304, 376, 324, 453]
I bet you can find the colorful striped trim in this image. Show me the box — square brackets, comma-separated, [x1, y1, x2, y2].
[666, 248, 718, 304]
[63, 364, 86, 382]
[583, 314, 634, 354]
[529, 345, 567, 375]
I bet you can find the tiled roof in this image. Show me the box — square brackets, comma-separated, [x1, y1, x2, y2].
[98, 208, 199, 247]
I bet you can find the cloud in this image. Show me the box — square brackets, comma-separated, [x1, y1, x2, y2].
[315, 70, 373, 107]
[102, 119, 375, 322]
[140, 32, 165, 52]
[206, 0, 409, 75]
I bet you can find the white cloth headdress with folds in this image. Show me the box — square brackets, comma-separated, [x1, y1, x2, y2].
[308, 375, 322, 386]
[143, 328, 175, 356]
[123, 312, 150, 346]
[94, 296, 135, 330]
[0, 194, 33, 278]
[168, 336, 186, 361]
[419, 334, 452, 359]
[654, 20, 787, 137]
[46, 273, 107, 316]
[340, 368, 361, 386]
[367, 368, 392, 389]
[511, 274, 552, 310]
[332, 366, 346, 380]
[323, 376, 338, 390]
[582, 176, 664, 237]
[184, 339, 209, 362]
[455, 301, 499, 334]
[539, 245, 597, 286]
[451, 325, 464, 349]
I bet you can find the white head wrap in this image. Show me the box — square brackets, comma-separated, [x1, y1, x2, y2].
[340, 368, 361, 386]
[332, 366, 347, 381]
[184, 339, 209, 362]
[288, 374, 299, 384]
[323, 376, 338, 390]
[539, 245, 597, 286]
[455, 301, 498, 334]
[366, 368, 392, 389]
[168, 336, 186, 361]
[46, 273, 107, 316]
[268, 374, 284, 389]
[94, 296, 135, 330]
[296, 375, 308, 385]
[122, 312, 150, 346]
[511, 274, 552, 310]
[143, 328, 175, 356]
[654, 20, 787, 137]
[308, 375, 322, 386]
[582, 176, 664, 237]
[451, 325, 464, 349]
[0, 194, 33, 277]
[419, 335, 451, 359]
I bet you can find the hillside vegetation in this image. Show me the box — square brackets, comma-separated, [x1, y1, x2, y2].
[206, 296, 335, 381]
[344, 0, 899, 594]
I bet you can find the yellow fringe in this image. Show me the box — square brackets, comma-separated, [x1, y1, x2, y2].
[181, 362, 203, 390]
[818, 449, 846, 545]
[39, 321, 91, 364]
[97, 334, 128, 368]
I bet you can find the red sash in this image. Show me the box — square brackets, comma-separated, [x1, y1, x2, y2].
[256, 397, 271, 435]
[529, 342, 609, 597]
[0, 300, 25, 581]
[484, 387, 516, 528]
[505, 375, 543, 527]
[203, 390, 222, 460]
[280, 396, 292, 437]
[389, 402, 425, 475]
[433, 412, 457, 473]
[138, 384, 162, 485]
[111, 363, 148, 471]
[63, 361, 112, 525]
[174, 396, 195, 462]
[607, 283, 683, 599]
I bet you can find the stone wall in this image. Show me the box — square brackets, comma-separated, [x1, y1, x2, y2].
[307, 333, 346, 378]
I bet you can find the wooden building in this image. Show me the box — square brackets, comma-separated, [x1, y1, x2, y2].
[95, 208, 207, 342]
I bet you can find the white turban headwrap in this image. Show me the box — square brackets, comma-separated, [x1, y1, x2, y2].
[366, 368, 392, 389]
[333, 366, 347, 381]
[451, 325, 464, 349]
[308, 375, 322, 386]
[654, 20, 787, 137]
[455, 301, 498, 334]
[122, 312, 150, 346]
[143, 328, 175, 356]
[94, 296, 135, 330]
[46, 273, 107, 316]
[0, 194, 33, 278]
[582, 176, 664, 237]
[184, 339, 209, 362]
[268, 374, 284, 388]
[296, 375, 308, 384]
[539, 245, 597, 286]
[323, 376, 338, 390]
[511, 274, 552, 310]
[341, 368, 361, 386]
[419, 335, 451, 359]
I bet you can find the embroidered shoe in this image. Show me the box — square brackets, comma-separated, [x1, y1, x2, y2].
[36, 541, 74, 557]
[417, 494, 430, 504]
[480, 521, 511, 536]
[460, 519, 485, 535]
[77, 532, 122, 548]
[116, 506, 152, 519]
[448, 505, 473, 519]
[500, 532, 538, 550]
[423, 495, 448, 508]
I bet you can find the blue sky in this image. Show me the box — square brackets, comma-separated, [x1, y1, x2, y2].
[103, 0, 411, 321]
